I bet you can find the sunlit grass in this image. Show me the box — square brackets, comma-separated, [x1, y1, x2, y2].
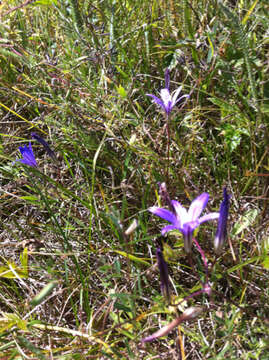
[0, 0, 268, 358]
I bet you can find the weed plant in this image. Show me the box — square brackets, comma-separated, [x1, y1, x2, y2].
[0, 0, 268, 359]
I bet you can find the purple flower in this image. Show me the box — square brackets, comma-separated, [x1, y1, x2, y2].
[31, 132, 56, 160]
[156, 248, 170, 300]
[149, 193, 219, 253]
[214, 188, 230, 254]
[146, 69, 189, 115]
[16, 142, 37, 167]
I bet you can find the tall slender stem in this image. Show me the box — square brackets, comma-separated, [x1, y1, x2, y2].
[166, 112, 170, 181]
[193, 237, 209, 283]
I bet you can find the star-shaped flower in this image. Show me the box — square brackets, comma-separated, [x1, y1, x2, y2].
[149, 193, 219, 253]
[16, 142, 37, 167]
[146, 69, 189, 115]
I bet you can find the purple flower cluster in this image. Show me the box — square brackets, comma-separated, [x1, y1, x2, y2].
[143, 70, 231, 343]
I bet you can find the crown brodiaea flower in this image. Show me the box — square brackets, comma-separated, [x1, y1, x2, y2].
[16, 142, 37, 167]
[149, 193, 219, 253]
[146, 69, 189, 115]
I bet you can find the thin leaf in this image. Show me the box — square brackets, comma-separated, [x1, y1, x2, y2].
[114, 250, 150, 266]
[231, 209, 258, 236]
[241, 0, 259, 25]
[30, 281, 58, 306]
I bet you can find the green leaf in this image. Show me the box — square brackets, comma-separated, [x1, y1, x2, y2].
[227, 256, 260, 273]
[30, 281, 58, 306]
[115, 66, 129, 79]
[114, 250, 150, 266]
[220, 124, 246, 152]
[260, 104, 269, 113]
[0, 316, 16, 333]
[116, 85, 127, 98]
[261, 256, 269, 269]
[33, 0, 57, 5]
[241, 0, 259, 25]
[20, 247, 28, 277]
[231, 209, 258, 236]
[1, 313, 27, 332]
[17, 335, 46, 360]
[207, 34, 214, 63]
[20, 195, 38, 203]
[114, 302, 132, 312]
[0, 261, 28, 279]
[163, 242, 178, 261]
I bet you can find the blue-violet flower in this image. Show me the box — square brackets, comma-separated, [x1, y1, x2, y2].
[214, 188, 230, 254]
[149, 193, 219, 253]
[146, 69, 189, 115]
[16, 142, 37, 167]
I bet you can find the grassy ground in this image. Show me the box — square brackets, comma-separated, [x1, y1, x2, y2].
[0, 0, 268, 359]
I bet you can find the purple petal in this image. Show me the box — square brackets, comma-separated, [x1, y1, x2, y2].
[188, 193, 209, 221]
[198, 212, 219, 225]
[171, 86, 182, 106]
[149, 206, 178, 225]
[214, 188, 230, 254]
[23, 155, 37, 167]
[182, 221, 199, 233]
[171, 200, 188, 225]
[18, 158, 37, 167]
[146, 94, 166, 111]
[160, 88, 172, 110]
[19, 144, 30, 156]
[141, 334, 157, 343]
[181, 222, 196, 253]
[17, 142, 37, 167]
[141, 318, 180, 343]
[18, 158, 29, 166]
[182, 220, 201, 253]
[175, 94, 190, 105]
[161, 225, 180, 235]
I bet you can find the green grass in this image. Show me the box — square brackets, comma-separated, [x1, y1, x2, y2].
[0, 0, 268, 358]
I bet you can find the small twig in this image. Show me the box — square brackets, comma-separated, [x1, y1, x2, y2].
[1, 0, 37, 17]
[177, 326, 186, 360]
